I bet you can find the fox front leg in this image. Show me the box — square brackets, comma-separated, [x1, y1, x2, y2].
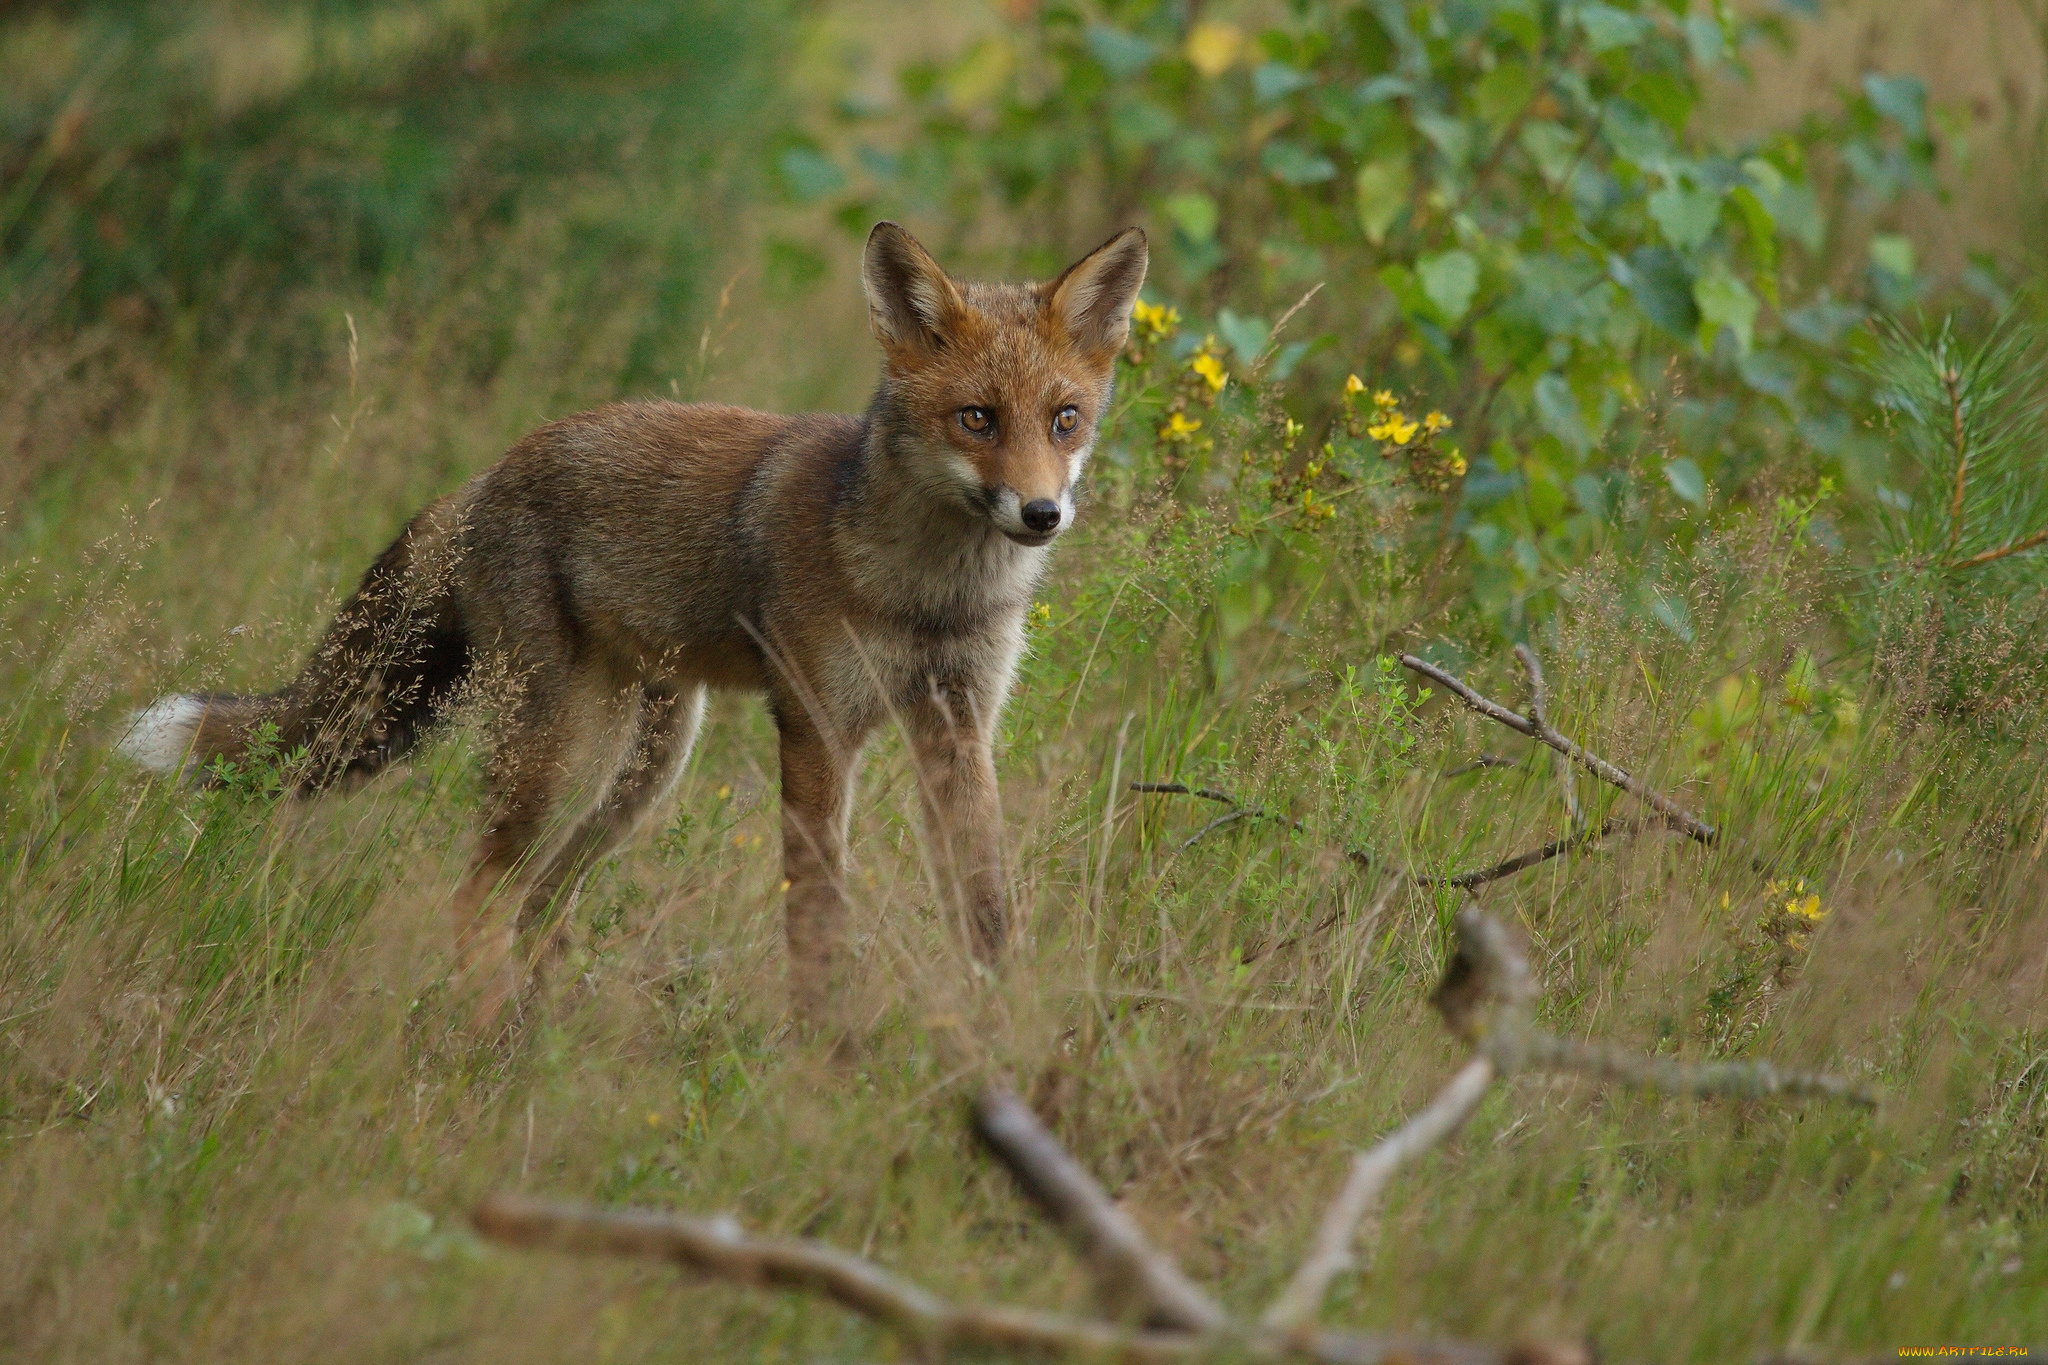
[906, 679, 1008, 963]
[776, 710, 862, 1025]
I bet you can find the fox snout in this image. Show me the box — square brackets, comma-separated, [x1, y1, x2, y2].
[987, 479, 1074, 546]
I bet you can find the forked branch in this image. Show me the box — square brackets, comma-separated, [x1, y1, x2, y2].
[1261, 907, 1874, 1333]
[1400, 651, 1716, 844]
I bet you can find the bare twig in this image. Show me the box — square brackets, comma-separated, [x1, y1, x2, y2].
[1440, 754, 1518, 779]
[1261, 1057, 1497, 1330]
[1130, 782, 1243, 805]
[1513, 1035, 1878, 1107]
[1131, 782, 1306, 847]
[1515, 646, 1581, 826]
[974, 1086, 1226, 1333]
[1399, 654, 1716, 844]
[1421, 815, 1663, 892]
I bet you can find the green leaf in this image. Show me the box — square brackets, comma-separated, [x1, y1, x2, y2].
[1577, 4, 1651, 53]
[1693, 266, 1759, 352]
[1684, 13, 1727, 66]
[1414, 113, 1473, 169]
[1086, 25, 1158, 78]
[1726, 185, 1778, 305]
[1647, 181, 1721, 252]
[1215, 308, 1270, 364]
[1162, 191, 1220, 243]
[1355, 158, 1411, 243]
[1252, 62, 1316, 103]
[1417, 249, 1480, 324]
[1621, 246, 1699, 336]
[1261, 140, 1338, 186]
[1664, 456, 1706, 505]
[1534, 372, 1591, 455]
[1862, 72, 1927, 139]
[1472, 60, 1535, 132]
[1869, 234, 1916, 279]
[1518, 120, 1581, 186]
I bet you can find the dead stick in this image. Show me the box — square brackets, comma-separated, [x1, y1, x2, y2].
[1423, 816, 1663, 891]
[974, 1086, 1227, 1333]
[474, 1194, 1548, 1364]
[1511, 1034, 1878, 1108]
[1261, 1056, 1497, 1331]
[1399, 654, 1716, 844]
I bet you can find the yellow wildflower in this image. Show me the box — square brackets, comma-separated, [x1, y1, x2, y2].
[1030, 602, 1052, 626]
[1423, 410, 1452, 434]
[1373, 388, 1397, 408]
[1367, 412, 1419, 445]
[1160, 410, 1203, 440]
[1448, 451, 1467, 476]
[1131, 299, 1179, 337]
[1184, 21, 1244, 78]
[1190, 349, 1228, 392]
[1344, 373, 1367, 397]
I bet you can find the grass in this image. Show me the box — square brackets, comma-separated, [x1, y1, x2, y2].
[6, 317, 2048, 1360]
[6, 5, 2048, 1363]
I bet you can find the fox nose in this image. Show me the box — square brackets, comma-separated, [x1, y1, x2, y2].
[1020, 499, 1062, 535]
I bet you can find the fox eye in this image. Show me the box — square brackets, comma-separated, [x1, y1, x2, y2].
[959, 406, 993, 434]
[1052, 406, 1080, 436]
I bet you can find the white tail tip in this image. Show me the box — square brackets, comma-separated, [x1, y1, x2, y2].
[118, 695, 207, 774]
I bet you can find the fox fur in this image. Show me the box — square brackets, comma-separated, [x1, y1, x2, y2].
[120, 221, 1149, 1026]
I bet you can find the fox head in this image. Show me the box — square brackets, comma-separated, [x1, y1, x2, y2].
[862, 221, 1148, 547]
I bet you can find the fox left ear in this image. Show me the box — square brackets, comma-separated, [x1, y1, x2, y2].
[1047, 227, 1149, 359]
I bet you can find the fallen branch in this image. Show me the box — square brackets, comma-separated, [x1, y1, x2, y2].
[1261, 1057, 1497, 1330]
[1262, 907, 1875, 1334]
[1399, 652, 1716, 844]
[974, 1086, 1225, 1333]
[473, 1192, 1572, 1364]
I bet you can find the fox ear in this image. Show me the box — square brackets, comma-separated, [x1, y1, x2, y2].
[1047, 227, 1149, 358]
[862, 222, 966, 356]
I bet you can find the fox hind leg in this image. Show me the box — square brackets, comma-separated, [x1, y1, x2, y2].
[517, 681, 706, 955]
[448, 647, 591, 1032]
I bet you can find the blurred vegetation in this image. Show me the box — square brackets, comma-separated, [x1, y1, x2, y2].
[2, 0, 785, 393]
[786, 0, 2042, 646]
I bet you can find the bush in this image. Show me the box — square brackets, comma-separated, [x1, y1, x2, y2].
[793, 0, 1952, 639]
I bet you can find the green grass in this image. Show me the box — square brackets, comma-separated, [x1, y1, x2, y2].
[6, 5, 2048, 1363]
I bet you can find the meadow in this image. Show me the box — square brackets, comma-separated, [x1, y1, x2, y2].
[6, 2, 2048, 1361]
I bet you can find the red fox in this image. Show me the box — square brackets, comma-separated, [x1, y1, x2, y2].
[120, 222, 1148, 1027]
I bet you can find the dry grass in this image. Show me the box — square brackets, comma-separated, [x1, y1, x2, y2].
[5, 272, 2048, 1361]
[5, 5, 2048, 1360]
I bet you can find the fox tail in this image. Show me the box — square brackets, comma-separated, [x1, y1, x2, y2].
[120, 500, 471, 792]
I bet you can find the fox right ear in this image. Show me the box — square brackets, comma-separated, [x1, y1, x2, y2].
[862, 222, 966, 357]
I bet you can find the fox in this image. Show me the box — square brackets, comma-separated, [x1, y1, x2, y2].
[119, 221, 1149, 1028]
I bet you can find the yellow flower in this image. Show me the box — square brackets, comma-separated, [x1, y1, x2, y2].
[1423, 410, 1452, 434]
[1367, 413, 1419, 445]
[1190, 350, 1228, 392]
[1160, 410, 1203, 440]
[1184, 21, 1244, 78]
[1373, 388, 1397, 408]
[1448, 452, 1467, 476]
[1030, 602, 1052, 626]
[1344, 373, 1367, 397]
[1131, 298, 1179, 338]
[1786, 893, 1825, 922]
